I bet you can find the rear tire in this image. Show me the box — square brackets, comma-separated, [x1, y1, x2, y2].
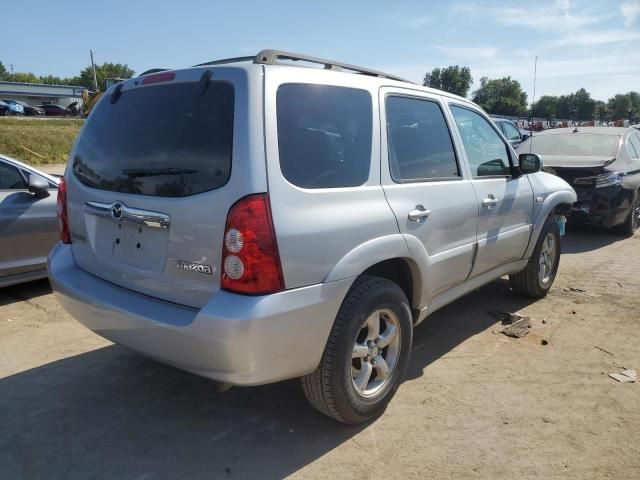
[620, 191, 640, 237]
[510, 216, 561, 298]
[301, 275, 413, 424]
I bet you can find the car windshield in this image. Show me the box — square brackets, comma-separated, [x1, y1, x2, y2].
[526, 134, 620, 157]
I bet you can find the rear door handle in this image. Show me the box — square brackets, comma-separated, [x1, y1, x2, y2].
[482, 194, 499, 208]
[408, 205, 431, 222]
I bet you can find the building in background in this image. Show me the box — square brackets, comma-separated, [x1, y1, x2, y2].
[0, 81, 84, 108]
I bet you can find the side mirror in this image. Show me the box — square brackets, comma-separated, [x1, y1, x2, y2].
[28, 174, 50, 198]
[519, 153, 542, 174]
[522, 132, 531, 141]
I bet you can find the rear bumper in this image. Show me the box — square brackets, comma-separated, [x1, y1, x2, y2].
[569, 185, 632, 228]
[48, 243, 353, 386]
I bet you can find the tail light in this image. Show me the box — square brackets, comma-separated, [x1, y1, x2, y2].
[57, 178, 71, 244]
[221, 194, 284, 295]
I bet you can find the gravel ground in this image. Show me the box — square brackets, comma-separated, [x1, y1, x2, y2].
[1, 227, 639, 480]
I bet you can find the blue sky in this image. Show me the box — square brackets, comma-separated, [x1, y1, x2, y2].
[2, 0, 639, 102]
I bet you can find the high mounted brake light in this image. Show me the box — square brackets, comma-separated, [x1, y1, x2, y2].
[221, 194, 284, 295]
[57, 178, 71, 244]
[141, 71, 176, 85]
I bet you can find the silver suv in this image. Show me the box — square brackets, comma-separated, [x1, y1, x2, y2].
[49, 50, 576, 424]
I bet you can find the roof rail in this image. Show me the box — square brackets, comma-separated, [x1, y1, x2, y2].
[253, 49, 414, 83]
[194, 49, 414, 84]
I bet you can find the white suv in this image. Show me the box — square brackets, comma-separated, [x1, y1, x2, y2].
[49, 50, 576, 423]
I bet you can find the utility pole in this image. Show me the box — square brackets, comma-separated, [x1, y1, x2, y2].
[89, 50, 99, 91]
[10, 64, 14, 82]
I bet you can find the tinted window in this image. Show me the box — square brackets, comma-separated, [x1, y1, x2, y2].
[501, 121, 521, 141]
[523, 134, 620, 157]
[628, 133, 640, 160]
[386, 96, 459, 181]
[450, 105, 511, 177]
[277, 84, 372, 188]
[0, 162, 27, 189]
[72, 81, 234, 197]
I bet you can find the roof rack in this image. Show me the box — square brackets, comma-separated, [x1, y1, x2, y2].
[195, 49, 414, 84]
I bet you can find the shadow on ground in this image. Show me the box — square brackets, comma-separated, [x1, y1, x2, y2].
[0, 278, 51, 307]
[561, 224, 628, 255]
[1, 279, 537, 480]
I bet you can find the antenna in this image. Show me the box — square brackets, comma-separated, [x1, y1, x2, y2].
[530, 55, 537, 154]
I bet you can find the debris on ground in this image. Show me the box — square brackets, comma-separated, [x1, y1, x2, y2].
[541, 339, 549, 345]
[564, 287, 594, 297]
[488, 310, 525, 325]
[501, 317, 532, 338]
[542, 318, 549, 324]
[608, 369, 636, 383]
[594, 346, 615, 356]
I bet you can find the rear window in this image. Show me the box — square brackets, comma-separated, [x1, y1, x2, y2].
[526, 134, 620, 157]
[277, 83, 372, 188]
[73, 81, 234, 197]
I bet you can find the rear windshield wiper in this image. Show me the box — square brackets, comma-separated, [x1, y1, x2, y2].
[122, 167, 198, 178]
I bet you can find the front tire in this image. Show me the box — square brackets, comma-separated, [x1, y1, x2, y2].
[621, 191, 640, 237]
[301, 275, 413, 424]
[510, 216, 561, 298]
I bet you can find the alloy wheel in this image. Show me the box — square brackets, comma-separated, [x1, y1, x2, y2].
[538, 232, 557, 285]
[351, 308, 401, 398]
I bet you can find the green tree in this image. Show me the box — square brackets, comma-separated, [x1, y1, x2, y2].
[12, 72, 40, 83]
[0, 61, 8, 81]
[608, 94, 632, 120]
[573, 88, 596, 120]
[471, 76, 528, 116]
[423, 65, 473, 97]
[595, 101, 608, 124]
[77, 62, 134, 91]
[532, 95, 559, 119]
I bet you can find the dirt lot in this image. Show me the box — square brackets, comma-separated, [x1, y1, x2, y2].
[1, 227, 639, 480]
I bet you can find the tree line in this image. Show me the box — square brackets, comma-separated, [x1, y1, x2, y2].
[423, 65, 639, 122]
[0, 61, 134, 91]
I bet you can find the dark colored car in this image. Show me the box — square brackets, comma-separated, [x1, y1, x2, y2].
[518, 127, 640, 235]
[8, 100, 45, 116]
[493, 118, 530, 148]
[37, 104, 69, 116]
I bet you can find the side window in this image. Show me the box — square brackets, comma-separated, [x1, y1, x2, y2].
[0, 162, 27, 189]
[385, 96, 460, 181]
[450, 105, 512, 177]
[277, 84, 372, 189]
[501, 121, 521, 141]
[628, 133, 640, 161]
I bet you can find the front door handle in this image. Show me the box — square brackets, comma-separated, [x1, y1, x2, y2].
[408, 205, 431, 222]
[482, 194, 499, 208]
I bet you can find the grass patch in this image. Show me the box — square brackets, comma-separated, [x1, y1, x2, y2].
[0, 118, 83, 165]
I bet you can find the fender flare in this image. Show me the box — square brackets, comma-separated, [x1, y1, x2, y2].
[525, 189, 577, 258]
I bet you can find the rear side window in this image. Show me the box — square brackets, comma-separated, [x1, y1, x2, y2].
[73, 81, 234, 197]
[277, 84, 372, 188]
[450, 105, 511, 177]
[386, 96, 459, 181]
[628, 133, 640, 160]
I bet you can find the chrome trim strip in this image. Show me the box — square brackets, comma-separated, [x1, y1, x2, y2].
[84, 201, 171, 229]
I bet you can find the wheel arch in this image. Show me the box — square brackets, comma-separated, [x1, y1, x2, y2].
[525, 190, 576, 258]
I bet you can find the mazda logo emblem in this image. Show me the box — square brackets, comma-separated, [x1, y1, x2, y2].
[111, 202, 123, 220]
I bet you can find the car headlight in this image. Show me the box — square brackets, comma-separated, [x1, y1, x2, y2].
[574, 172, 624, 188]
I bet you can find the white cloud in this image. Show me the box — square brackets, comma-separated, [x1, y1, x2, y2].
[392, 14, 431, 28]
[435, 46, 498, 60]
[553, 29, 640, 46]
[621, 0, 640, 27]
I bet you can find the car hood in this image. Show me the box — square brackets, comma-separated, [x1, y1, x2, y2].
[541, 155, 615, 169]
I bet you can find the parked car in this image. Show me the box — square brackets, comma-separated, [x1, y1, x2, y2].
[518, 127, 640, 236]
[0, 155, 60, 287]
[6, 100, 45, 116]
[48, 50, 576, 424]
[1, 99, 24, 116]
[37, 104, 69, 116]
[493, 118, 530, 148]
[0, 100, 10, 116]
